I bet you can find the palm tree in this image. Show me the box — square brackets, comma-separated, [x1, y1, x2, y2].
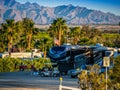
[70, 27, 81, 45]
[42, 37, 52, 58]
[48, 26, 57, 46]
[14, 21, 24, 52]
[22, 18, 35, 51]
[1, 19, 17, 56]
[36, 32, 53, 58]
[49, 18, 68, 46]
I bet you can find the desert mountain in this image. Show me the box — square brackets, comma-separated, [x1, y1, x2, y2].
[0, 0, 120, 24]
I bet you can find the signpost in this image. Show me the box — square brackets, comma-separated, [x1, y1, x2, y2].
[103, 57, 110, 67]
[103, 57, 110, 90]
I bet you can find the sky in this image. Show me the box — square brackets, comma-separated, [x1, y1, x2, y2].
[16, 0, 120, 15]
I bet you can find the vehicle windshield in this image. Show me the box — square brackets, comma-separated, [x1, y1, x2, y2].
[52, 46, 66, 53]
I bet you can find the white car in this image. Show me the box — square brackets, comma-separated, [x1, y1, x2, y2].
[40, 68, 60, 77]
[41, 70, 51, 77]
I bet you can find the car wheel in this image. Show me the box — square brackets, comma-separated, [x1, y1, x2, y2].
[41, 74, 44, 77]
[71, 75, 76, 78]
[53, 74, 56, 77]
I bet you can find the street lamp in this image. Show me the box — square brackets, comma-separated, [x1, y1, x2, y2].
[103, 57, 110, 90]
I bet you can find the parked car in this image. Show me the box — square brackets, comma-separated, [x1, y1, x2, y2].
[69, 69, 81, 78]
[41, 70, 51, 77]
[52, 69, 60, 77]
[39, 67, 60, 77]
[69, 68, 90, 78]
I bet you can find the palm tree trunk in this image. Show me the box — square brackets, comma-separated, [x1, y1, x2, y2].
[8, 42, 12, 57]
[58, 30, 61, 46]
[27, 35, 32, 50]
[74, 36, 78, 45]
[44, 50, 46, 58]
[8, 38, 13, 57]
[8, 44, 11, 57]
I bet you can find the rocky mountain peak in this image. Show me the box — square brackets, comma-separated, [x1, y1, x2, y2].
[0, 0, 120, 24]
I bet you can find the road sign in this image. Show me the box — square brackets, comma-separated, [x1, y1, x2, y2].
[103, 57, 110, 67]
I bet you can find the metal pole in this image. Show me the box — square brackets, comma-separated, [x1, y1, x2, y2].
[59, 77, 62, 90]
[106, 67, 107, 90]
[59, 84, 62, 90]
[103, 57, 110, 90]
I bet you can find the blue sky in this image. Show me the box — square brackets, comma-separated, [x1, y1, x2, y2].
[16, 0, 120, 15]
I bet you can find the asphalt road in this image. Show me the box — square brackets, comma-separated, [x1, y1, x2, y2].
[0, 71, 78, 90]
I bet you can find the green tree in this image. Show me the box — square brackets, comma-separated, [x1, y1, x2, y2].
[78, 70, 89, 90]
[49, 18, 68, 45]
[110, 56, 120, 89]
[14, 21, 24, 52]
[69, 27, 81, 45]
[0, 58, 22, 72]
[1, 19, 18, 56]
[102, 34, 119, 47]
[80, 25, 102, 45]
[78, 64, 111, 90]
[114, 35, 120, 47]
[48, 26, 57, 44]
[0, 57, 52, 72]
[0, 29, 5, 52]
[79, 37, 90, 45]
[35, 32, 52, 58]
[80, 25, 89, 36]
[33, 58, 52, 70]
[22, 18, 35, 51]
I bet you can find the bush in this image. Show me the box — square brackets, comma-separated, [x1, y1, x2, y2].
[0, 58, 52, 72]
[0, 58, 22, 72]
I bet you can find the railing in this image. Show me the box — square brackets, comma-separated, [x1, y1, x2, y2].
[59, 85, 81, 90]
[59, 77, 81, 90]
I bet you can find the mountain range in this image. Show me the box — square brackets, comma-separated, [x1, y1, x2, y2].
[0, 0, 120, 24]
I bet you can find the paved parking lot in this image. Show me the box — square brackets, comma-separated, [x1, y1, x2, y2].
[0, 71, 78, 90]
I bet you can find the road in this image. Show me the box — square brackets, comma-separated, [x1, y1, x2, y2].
[0, 71, 78, 90]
